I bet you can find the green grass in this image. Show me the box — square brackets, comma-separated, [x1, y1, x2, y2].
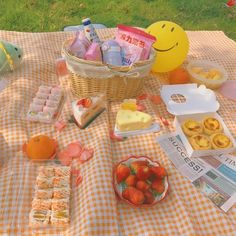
[0, 0, 236, 40]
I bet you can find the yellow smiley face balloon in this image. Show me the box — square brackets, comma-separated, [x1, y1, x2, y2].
[146, 21, 189, 73]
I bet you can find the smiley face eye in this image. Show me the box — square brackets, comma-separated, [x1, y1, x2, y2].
[171, 27, 175, 32]
[162, 24, 165, 28]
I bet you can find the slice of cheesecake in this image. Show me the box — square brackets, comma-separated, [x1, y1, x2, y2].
[116, 109, 152, 131]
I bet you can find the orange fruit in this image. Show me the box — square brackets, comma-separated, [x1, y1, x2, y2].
[26, 135, 56, 160]
[169, 67, 190, 84]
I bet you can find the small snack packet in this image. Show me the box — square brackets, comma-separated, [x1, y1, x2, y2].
[84, 42, 102, 62]
[115, 24, 156, 65]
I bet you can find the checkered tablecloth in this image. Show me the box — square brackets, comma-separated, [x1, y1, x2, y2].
[0, 29, 236, 236]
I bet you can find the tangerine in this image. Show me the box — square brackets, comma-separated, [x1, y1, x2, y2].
[26, 135, 56, 160]
[169, 67, 190, 84]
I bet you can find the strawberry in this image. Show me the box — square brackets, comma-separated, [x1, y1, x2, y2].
[122, 187, 131, 200]
[122, 187, 145, 205]
[136, 165, 151, 181]
[116, 164, 130, 183]
[129, 187, 145, 205]
[84, 98, 92, 108]
[151, 178, 165, 194]
[136, 180, 150, 192]
[144, 190, 155, 204]
[130, 160, 149, 173]
[125, 175, 137, 186]
[77, 98, 92, 108]
[151, 166, 167, 179]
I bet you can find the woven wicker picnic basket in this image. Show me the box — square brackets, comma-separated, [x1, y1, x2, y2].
[62, 29, 156, 101]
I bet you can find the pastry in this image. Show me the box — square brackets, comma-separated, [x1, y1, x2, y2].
[211, 133, 233, 149]
[30, 165, 71, 227]
[53, 176, 70, 188]
[72, 94, 105, 128]
[189, 134, 212, 150]
[182, 119, 203, 137]
[34, 189, 53, 200]
[51, 210, 70, 226]
[29, 209, 50, 227]
[32, 199, 52, 210]
[52, 199, 69, 211]
[53, 187, 71, 199]
[27, 85, 63, 123]
[202, 117, 223, 135]
[116, 109, 152, 131]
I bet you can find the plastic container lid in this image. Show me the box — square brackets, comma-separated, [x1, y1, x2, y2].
[160, 84, 220, 116]
[186, 60, 228, 90]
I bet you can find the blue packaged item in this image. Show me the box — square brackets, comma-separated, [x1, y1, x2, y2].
[101, 40, 123, 66]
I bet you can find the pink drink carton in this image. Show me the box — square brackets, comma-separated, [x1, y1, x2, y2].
[84, 42, 102, 62]
[115, 24, 156, 65]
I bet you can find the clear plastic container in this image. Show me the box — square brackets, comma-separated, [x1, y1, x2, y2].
[21, 85, 65, 124]
[186, 60, 228, 89]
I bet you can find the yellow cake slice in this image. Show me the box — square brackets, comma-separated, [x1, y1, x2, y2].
[116, 109, 152, 131]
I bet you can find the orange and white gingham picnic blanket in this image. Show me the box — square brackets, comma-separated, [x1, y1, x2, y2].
[0, 28, 236, 236]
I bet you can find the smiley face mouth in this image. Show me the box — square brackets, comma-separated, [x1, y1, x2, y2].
[154, 42, 178, 52]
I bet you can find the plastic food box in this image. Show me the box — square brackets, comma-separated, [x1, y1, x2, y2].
[186, 59, 228, 90]
[160, 84, 236, 158]
[21, 85, 65, 124]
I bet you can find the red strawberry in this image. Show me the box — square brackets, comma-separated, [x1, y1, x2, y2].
[136, 165, 151, 181]
[144, 190, 155, 204]
[122, 187, 131, 200]
[84, 98, 92, 108]
[125, 175, 137, 186]
[116, 164, 130, 183]
[130, 160, 149, 173]
[129, 187, 145, 205]
[122, 187, 145, 205]
[151, 178, 165, 194]
[136, 180, 150, 192]
[151, 166, 167, 179]
[77, 98, 92, 108]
